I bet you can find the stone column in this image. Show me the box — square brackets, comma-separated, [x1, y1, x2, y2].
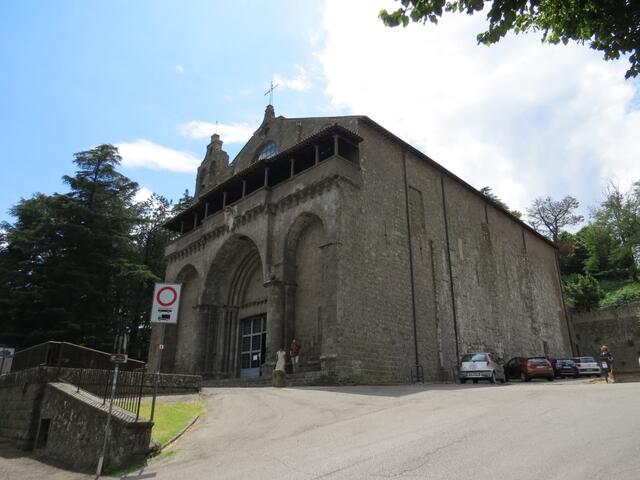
[214, 306, 238, 378]
[195, 304, 217, 376]
[263, 279, 284, 375]
[283, 282, 297, 349]
[320, 241, 339, 373]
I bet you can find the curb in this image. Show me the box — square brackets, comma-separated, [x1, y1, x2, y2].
[160, 414, 200, 451]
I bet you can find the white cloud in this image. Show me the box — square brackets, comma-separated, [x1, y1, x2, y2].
[179, 121, 254, 144]
[117, 140, 200, 173]
[318, 0, 640, 214]
[273, 65, 312, 92]
[134, 186, 154, 203]
[174, 64, 184, 73]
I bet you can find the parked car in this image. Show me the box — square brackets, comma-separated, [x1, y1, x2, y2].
[504, 356, 554, 382]
[554, 358, 580, 378]
[573, 356, 601, 377]
[458, 352, 506, 384]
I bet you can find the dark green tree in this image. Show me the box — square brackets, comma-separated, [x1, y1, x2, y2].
[379, 1, 640, 79]
[563, 273, 604, 312]
[172, 189, 193, 216]
[0, 145, 151, 351]
[591, 182, 640, 280]
[579, 223, 616, 275]
[121, 194, 173, 358]
[0, 194, 77, 346]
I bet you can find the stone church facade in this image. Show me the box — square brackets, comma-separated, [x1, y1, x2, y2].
[148, 105, 573, 382]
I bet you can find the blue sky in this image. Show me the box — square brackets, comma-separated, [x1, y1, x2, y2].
[1, 0, 639, 226]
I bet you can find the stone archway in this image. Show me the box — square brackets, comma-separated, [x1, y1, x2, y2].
[202, 235, 268, 378]
[283, 213, 336, 372]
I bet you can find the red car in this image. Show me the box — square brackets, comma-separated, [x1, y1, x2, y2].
[504, 356, 554, 382]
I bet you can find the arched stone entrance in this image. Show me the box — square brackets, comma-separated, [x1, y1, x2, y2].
[283, 213, 337, 372]
[202, 235, 268, 378]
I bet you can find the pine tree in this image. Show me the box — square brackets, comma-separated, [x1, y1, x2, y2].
[0, 145, 152, 351]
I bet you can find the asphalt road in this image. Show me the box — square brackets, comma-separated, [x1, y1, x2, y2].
[2, 379, 639, 480]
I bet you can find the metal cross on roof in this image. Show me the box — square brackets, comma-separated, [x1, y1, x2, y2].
[264, 80, 278, 106]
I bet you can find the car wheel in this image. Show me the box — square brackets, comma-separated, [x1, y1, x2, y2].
[490, 372, 496, 384]
[547, 376, 554, 381]
[460, 378, 466, 384]
[574, 374, 579, 379]
[472, 379, 478, 384]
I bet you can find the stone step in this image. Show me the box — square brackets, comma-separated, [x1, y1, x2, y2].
[202, 370, 336, 388]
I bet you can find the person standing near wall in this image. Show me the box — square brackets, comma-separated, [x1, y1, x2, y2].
[290, 338, 302, 374]
[599, 345, 615, 383]
[273, 347, 287, 387]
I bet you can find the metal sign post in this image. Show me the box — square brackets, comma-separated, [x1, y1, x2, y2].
[96, 362, 119, 477]
[96, 337, 128, 477]
[149, 326, 165, 423]
[149, 283, 181, 423]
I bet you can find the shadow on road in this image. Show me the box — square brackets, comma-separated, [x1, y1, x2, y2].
[119, 469, 157, 480]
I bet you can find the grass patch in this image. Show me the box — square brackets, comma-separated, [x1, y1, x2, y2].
[139, 401, 205, 446]
[600, 280, 640, 308]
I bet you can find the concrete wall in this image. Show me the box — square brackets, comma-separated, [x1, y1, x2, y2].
[571, 303, 640, 369]
[38, 382, 152, 472]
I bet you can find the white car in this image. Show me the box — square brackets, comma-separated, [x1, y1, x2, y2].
[459, 352, 506, 384]
[573, 356, 601, 376]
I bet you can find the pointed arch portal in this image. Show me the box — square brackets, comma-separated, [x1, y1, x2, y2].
[202, 235, 268, 378]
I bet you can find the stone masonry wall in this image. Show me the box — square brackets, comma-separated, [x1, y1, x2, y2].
[0, 367, 56, 448]
[152, 112, 570, 384]
[336, 119, 571, 382]
[571, 303, 640, 370]
[38, 382, 152, 472]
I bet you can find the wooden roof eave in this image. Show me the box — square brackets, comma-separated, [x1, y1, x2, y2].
[163, 124, 363, 232]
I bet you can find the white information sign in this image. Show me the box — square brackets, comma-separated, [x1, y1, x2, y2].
[151, 283, 182, 324]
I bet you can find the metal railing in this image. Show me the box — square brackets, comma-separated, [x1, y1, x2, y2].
[5, 341, 149, 420]
[67, 367, 147, 421]
[7, 341, 145, 373]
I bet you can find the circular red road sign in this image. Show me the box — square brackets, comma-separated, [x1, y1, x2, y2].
[156, 286, 178, 307]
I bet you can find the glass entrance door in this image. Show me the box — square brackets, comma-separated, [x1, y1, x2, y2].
[240, 315, 266, 378]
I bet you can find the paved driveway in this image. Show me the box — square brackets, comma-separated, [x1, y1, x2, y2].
[2, 380, 639, 480]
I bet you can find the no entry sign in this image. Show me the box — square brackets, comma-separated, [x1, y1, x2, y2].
[151, 283, 182, 324]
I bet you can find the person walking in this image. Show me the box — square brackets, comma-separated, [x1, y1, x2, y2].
[598, 345, 614, 383]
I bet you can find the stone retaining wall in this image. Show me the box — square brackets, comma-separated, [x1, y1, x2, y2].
[142, 372, 202, 394]
[201, 369, 407, 388]
[571, 303, 640, 369]
[0, 367, 57, 448]
[38, 382, 152, 472]
[0, 366, 199, 451]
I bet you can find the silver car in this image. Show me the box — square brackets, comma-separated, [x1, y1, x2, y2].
[573, 356, 602, 376]
[459, 352, 506, 384]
